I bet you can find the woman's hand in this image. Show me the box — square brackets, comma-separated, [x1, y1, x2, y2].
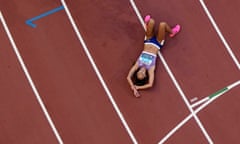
[132, 85, 140, 97]
[133, 89, 140, 97]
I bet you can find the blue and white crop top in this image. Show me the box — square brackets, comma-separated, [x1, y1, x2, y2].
[137, 51, 157, 70]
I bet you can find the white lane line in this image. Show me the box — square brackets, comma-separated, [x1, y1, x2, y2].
[199, 0, 240, 70]
[129, 0, 145, 31]
[159, 113, 193, 144]
[159, 80, 240, 144]
[196, 80, 240, 113]
[191, 97, 209, 108]
[0, 11, 64, 144]
[229, 80, 240, 89]
[157, 52, 213, 144]
[60, 1, 138, 144]
[191, 80, 240, 108]
[190, 97, 198, 103]
[129, 0, 213, 143]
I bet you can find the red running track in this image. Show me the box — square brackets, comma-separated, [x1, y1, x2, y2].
[0, 17, 58, 144]
[0, 0, 239, 143]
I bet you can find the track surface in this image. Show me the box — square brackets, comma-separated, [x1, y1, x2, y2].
[0, 0, 239, 143]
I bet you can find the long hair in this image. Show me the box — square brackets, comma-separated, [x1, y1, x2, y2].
[132, 67, 149, 86]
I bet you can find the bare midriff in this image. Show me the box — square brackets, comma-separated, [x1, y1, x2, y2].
[143, 43, 159, 55]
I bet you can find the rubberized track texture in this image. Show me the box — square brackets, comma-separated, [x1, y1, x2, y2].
[0, 0, 239, 144]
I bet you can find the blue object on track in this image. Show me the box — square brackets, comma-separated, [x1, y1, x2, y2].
[26, 6, 64, 28]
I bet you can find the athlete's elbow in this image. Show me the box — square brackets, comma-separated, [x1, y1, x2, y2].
[126, 76, 131, 82]
[148, 83, 153, 88]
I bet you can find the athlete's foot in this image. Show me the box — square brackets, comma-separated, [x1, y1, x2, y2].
[169, 24, 181, 37]
[144, 15, 151, 25]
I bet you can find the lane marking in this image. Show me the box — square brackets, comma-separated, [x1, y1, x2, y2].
[160, 80, 240, 144]
[26, 6, 64, 28]
[60, 1, 138, 143]
[192, 88, 228, 108]
[199, 0, 240, 70]
[158, 52, 213, 144]
[191, 97, 209, 108]
[0, 11, 64, 144]
[192, 87, 228, 108]
[191, 80, 240, 108]
[129, 0, 145, 31]
[190, 97, 198, 103]
[129, 0, 214, 143]
[159, 113, 193, 144]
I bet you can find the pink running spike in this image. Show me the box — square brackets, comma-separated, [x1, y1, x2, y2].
[144, 15, 151, 24]
[170, 24, 181, 37]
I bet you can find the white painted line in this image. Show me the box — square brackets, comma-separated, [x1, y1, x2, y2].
[228, 80, 240, 89]
[129, 0, 213, 143]
[191, 80, 240, 108]
[159, 113, 193, 144]
[157, 52, 213, 144]
[199, 0, 240, 70]
[191, 97, 209, 108]
[190, 97, 198, 103]
[159, 80, 240, 144]
[0, 11, 64, 144]
[60, 1, 138, 144]
[195, 81, 240, 114]
[130, 0, 145, 31]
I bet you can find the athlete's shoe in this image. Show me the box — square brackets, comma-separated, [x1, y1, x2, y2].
[144, 15, 151, 24]
[170, 24, 181, 37]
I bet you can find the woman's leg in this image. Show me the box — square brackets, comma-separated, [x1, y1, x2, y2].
[145, 18, 155, 40]
[156, 22, 172, 42]
[157, 22, 181, 42]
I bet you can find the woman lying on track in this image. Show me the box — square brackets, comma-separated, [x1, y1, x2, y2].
[127, 15, 181, 97]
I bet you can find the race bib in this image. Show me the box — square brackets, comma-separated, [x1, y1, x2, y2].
[139, 53, 153, 65]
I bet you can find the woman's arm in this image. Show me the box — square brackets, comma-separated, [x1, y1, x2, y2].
[127, 62, 138, 90]
[135, 66, 155, 90]
[127, 63, 140, 97]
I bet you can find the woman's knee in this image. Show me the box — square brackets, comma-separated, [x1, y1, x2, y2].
[159, 22, 167, 28]
[148, 19, 155, 26]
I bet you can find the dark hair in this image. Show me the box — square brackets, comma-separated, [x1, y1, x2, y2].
[132, 67, 149, 86]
